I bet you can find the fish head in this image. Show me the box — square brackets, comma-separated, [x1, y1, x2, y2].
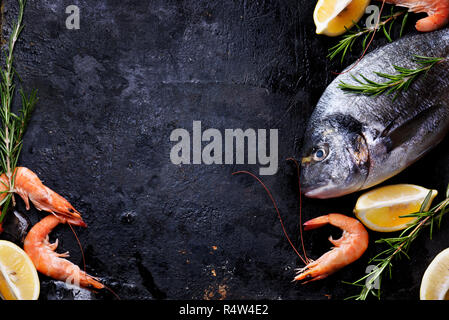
[300, 114, 370, 199]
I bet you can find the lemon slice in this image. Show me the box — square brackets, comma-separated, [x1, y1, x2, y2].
[354, 184, 437, 232]
[313, 0, 371, 36]
[0, 240, 40, 300]
[420, 248, 449, 300]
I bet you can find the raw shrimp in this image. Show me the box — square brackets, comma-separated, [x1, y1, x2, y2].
[294, 214, 369, 283]
[233, 170, 369, 283]
[24, 214, 104, 290]
[0, 167, 85, 226]
[380, 0, 449, 32]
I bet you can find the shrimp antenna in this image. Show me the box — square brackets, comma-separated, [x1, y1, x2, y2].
[66, 223, 121, 300]
[103, 284, 121, 300]
[67, 222, 86, 273]
[286, 158, 310, 264]
[232, 170, 307, 264]
[333, 0, 386, 75]
[81, 280, 121, 300]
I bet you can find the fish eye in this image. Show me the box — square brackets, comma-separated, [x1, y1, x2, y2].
[313, 146, 328, 162]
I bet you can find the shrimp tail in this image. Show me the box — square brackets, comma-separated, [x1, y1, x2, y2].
[302, 215, 330, 230]
[416, 13, 449, 32]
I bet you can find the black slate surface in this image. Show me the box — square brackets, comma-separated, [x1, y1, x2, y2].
[0, 0, 448, 300]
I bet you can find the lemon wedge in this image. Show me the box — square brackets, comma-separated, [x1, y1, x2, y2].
[313, 0, 371, 36]
[0, 240, 40, 300]
[354, 184, 437, 232]
[420, 248, 449, 300]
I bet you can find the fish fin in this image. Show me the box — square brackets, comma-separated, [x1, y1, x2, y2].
[380, 104, 447, 152]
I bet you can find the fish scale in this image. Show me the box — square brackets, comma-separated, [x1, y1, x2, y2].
[301, 29, 449, 199]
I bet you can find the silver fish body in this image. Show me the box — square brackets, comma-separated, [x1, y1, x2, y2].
[301, 29, 449, 199]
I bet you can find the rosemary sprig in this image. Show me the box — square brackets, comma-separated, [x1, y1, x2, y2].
[338, 55, 446, 100]
[346, 186, 449, 300]
[328, 8, 408, 63]
[0, 0, 37, 224]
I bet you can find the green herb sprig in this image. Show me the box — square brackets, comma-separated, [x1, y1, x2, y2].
[328, 8, 408, 63]
[0, 0, 37, 224]
[345, 186, 449, 300]
[338, 55, 446, 100]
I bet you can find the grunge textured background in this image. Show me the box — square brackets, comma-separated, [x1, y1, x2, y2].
[1, 0, 448, 300]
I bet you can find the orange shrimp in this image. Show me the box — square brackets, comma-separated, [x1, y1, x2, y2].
[294, 213, 369, 283]
[233, 169, 369, 283]
[24, 214, 104, 290]
[380, 0, 449, 32]
[0, 167, 85, 226]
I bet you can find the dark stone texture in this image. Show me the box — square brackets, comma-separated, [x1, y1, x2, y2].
[0, 0, 447, 300]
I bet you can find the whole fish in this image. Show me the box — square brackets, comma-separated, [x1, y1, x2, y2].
[301, 29, 449, 199]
